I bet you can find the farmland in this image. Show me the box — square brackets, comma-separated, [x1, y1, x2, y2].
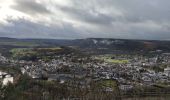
[10, 47, 65, 61]
[96, 55, 129, 64]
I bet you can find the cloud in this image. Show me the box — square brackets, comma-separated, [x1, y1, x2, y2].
[11, 0, 51, 15]
[59, 7, 114, 25]
[0, 0, 170, 40]
[0, 18, 86, 39]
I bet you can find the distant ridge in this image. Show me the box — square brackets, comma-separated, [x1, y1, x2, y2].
[1, 37, 170, 51]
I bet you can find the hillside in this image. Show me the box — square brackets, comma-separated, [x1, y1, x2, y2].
[1, 37, 170, 52]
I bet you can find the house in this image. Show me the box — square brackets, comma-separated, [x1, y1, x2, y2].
[119, 85, 133, 91]
[142, 76, 152, 85]
[0, 71, 13, 85]
[3, 75, 13, 85]
[164, 67, 170, 77]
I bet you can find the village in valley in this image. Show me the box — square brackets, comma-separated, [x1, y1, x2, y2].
[1, 45, 170, 99]
[1, 38, 170, 99]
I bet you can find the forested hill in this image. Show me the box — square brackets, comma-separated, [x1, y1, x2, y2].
[1, 37, 170, 51]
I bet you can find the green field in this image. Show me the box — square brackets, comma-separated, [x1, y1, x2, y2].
[105, 59, 129, 64]
[10, 47, 63, 61]
[96, 56, 129, 64]
[99, 80, 118, 90]
[10, 47, 62, 54]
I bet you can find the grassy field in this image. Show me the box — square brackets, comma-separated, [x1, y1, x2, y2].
[99, 80, 118, 90]
[96, 55, 129, 64]
[10, 47, 64, 61]
[105, 59, 129, 64]
[36, 47, 62, 50]
[10, 48, 36, 58]
[10, 47, 62, 54]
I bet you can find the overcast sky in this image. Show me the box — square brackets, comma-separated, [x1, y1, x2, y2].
[0, 0, 170, 40]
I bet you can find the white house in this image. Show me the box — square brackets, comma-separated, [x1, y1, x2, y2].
[164, 67, 170, 77]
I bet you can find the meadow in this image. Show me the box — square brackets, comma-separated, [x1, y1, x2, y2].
[96, 55, 129, 64]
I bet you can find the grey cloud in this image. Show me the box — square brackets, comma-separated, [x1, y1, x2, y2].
[111, 0, 170, 23]
[1, 0, 170, 40]
[1, 18, 170, 40]
[0, 18, 84, 39]
[67, 0, 170, 23]
[55, 0, 170, 26]
[11, 0, 51, 15]
[58, 6, 114, 25]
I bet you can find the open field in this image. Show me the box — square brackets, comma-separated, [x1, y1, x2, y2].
[96, 55, 129, 64]
[105, 59, 129, 64]
[98, 79, 118, 90]
[10, 47, 63, 61]
[10, 47, 62, 54]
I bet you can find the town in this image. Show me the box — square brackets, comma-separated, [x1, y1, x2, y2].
[1, 48, 170, 99]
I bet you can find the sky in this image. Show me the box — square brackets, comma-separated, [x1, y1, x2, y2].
[0, 0, 170, 40]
